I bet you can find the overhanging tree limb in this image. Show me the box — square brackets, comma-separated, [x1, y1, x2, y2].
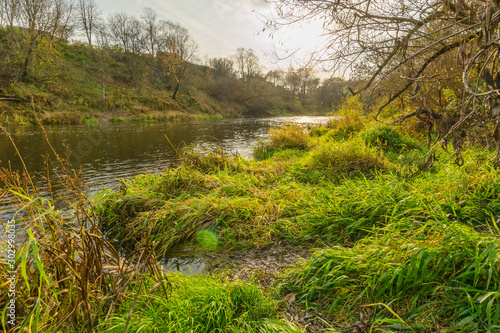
[373, 32, 478, 120]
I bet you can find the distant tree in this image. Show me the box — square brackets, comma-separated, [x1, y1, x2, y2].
[266, 69, 285, 87]
[107, 12, 144, 53]
[1, 0, 74, 81]
[266, 0, 500, 161]
[78, 0, 101, 46]
[141, 7, 159, 57]
[285, 68, 301, 103]
[318, 77, 348, 109]
[295, 67, 318, 104]
[233, 48, 261, 84]
[157, 22, 198, 99]
[209, 57, 234, 77]
[93, 22, 112, 104]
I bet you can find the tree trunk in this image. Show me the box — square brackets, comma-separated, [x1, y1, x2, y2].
[21, 50, 33, 82]
[172, 82, 180, 100]
[102, 78, 106, 105]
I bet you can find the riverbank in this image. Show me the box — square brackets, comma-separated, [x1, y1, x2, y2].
[0, 102, 327, 126]
[2, 115, 500, 332]
[0, 41, 331, 126]
[93, 117, 500, 331]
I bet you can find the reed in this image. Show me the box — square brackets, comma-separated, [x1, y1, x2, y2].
[0, 121, 168, 332]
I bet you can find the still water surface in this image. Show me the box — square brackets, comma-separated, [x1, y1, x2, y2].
[1, 116, 329, 221]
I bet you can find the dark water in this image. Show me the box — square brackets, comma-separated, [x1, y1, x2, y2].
[1, 116, 329, 221]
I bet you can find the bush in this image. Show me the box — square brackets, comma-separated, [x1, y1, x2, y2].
[268, 124, 311, 150]
[362, 125, 419, 152]
[325, 116, 364, 140]
[254, 124, 311, 159]
[307, 138, 392, 177]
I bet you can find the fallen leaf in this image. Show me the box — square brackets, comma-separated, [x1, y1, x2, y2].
[284, 293, 296, 304]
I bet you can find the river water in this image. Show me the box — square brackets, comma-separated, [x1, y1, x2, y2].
[1, 116, 329, 221]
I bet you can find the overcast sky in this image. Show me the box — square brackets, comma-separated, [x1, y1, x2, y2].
[98, 0, 325, 73]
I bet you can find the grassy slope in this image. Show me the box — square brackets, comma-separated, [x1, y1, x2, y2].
[93, 118, 500, 332]
[0, 43, 241, 125]
[0, 43, 325, 125]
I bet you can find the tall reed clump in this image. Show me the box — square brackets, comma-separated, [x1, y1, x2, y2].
[325, 95, 365, 140]
[254, 124, 311, 160]
[362, 125, 421, 153]
[0, 123, 168, 332]
[180, 144, 244, 172]
[305, 138, 393, 178]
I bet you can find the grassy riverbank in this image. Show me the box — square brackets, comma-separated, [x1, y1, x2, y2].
[0, 41, 329, 126]
[92, 116, 500, 331]
[2, 115, 500, 332]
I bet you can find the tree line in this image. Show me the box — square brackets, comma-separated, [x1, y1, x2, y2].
[0, 0, 349, 117]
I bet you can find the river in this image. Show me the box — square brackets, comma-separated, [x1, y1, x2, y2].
[1, 116, 329, 221]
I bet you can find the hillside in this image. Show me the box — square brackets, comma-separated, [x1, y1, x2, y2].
[0, 44, 304, 124]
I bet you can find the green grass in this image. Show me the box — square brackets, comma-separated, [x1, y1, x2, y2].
[83, 117, 98, 124]
[103, 274, 301, 333]
[279, 221, 500, 331]
[91, 121, 500, 331]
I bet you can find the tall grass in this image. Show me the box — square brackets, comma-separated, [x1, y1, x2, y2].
[89, 118, 500, 331]
[254, 124, 311, 160]
[279, 221, 500, 331]
[105, 274, 302, 332]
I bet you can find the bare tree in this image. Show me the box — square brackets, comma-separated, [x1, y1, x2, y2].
[77, 0, 100, 46]
[233, 48, 261, 84]
[107, 12, 144, 53]
[266, 0, 500, 161]
[1, 0, 74, 81]
[141, 7, 159, 57]
[158, 21, 198, 99]
[209, 57, 235, 77]
[266, 69, 285, 87]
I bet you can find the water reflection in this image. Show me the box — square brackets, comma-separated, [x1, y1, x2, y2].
[161, 257, 206, 275]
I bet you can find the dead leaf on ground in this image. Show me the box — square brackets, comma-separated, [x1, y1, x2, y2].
[284, 292, 296, 304]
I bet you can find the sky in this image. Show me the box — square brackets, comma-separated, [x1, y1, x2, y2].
[98, 0, 326, 73]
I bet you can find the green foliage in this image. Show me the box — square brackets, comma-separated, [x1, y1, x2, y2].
[82, 117, 98, 125]
[362, 125, 420, 152]
[306, 138, 392, 177]
[280, 222, 500, 330]
[105, 275, 300, 332]
[335, 94, 364, 117]
[325, 116, 364, 140]
[92, 120, 500, 331]
[254, 124, 311, 160]
[197, 230, 219, 250]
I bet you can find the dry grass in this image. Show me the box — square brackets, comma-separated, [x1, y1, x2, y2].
[0, 121, 169, 332]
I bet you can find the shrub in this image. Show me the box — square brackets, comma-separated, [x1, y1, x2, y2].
[268, 124, 311, 150]
[180, 145, 241, 172]
[325, 116, 364, 140]
[254, 124, 311, 160]
[307, 138, 392, 176]
[362, 125, 419, 152]
[335, 95, 364, 117]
